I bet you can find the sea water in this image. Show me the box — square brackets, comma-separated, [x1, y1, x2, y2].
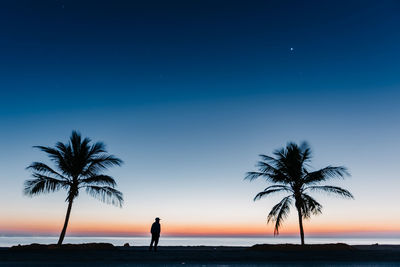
[0, 236, 399, 247]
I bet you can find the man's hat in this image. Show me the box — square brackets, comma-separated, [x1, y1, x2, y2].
[155, 217, 161, 221]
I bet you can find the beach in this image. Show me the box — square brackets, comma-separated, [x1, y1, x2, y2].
[1, 244, 400, 266]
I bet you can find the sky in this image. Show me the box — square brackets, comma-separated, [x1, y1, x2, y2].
[0, 0, 400, 238]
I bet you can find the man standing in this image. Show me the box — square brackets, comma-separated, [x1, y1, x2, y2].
[149, 217, 161, 251]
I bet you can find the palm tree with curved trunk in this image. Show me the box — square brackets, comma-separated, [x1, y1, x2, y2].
[245, 142, 353, 245]
[24, 131, 123, 245]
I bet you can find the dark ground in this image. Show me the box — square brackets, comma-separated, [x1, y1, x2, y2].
[0, 245, 400, 266]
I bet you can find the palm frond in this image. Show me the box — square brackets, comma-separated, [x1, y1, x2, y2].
[34, 145, 71, 175]
[259, 154, 278, 164]
[244, 171, 269, 181]
[267, 195, 292, 235]
[299, 193, 323, 219]
[70, 130, 83, 155]
[85, 186, 123, 207]
[27, 162, 68, 180]
[55, 142, 68, 155]
[87, 142, 106, 157]
[34, 145, 63, 162]
[256, 161, 279, 174]
[305, 185, 354, 199]
[254, 185, 292, 201]
[81, 155, 123, 177]
[299, 142, 312, 165]
[273, 146, 287, 160]
[303, 166, 350, 184]
[24, 174, 69, 196]
[245, 158, 290, 183]
[80, 175, 117, 187]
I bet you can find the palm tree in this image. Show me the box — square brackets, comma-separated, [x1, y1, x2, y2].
[24, 131, 123, 245]
[245, 142, 353, 245]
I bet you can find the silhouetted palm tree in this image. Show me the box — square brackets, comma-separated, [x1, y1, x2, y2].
[24, 131, 123, 245]
[245, 142, 353, 245]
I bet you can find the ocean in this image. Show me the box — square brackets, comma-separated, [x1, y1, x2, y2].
[1, 236, 399, 247]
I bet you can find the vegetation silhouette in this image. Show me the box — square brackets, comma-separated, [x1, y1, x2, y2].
[245, 142, 353, 245]
[24, 131, 123, 245]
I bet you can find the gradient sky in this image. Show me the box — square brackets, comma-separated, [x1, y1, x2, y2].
[1, 0, 400, 237]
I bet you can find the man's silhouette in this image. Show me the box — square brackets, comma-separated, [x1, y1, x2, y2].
[149, 217, 161, 251]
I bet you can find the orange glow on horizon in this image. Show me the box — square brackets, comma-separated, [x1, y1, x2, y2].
[2, 220, 400, 236]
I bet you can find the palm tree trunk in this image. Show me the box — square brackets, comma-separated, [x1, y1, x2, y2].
[57, 199, 73, 246]
[296, 207, 305, 245]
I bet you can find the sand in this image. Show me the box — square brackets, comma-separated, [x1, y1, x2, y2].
[0, 244, 400, 266]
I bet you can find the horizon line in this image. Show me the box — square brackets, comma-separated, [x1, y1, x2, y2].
[2, 232, 400, 238]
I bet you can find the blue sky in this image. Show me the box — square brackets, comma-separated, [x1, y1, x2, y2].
[0, 0, 399, 236]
